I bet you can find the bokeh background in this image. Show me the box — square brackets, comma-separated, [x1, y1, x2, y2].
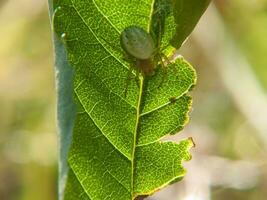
[0, 1, 266, 200]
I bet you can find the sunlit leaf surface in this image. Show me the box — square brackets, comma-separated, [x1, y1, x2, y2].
[52, 0, 204, 199]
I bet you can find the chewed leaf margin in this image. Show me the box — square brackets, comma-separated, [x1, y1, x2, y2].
[51, 0, 198, 199]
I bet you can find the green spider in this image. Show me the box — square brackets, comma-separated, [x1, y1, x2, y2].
[120, 25, 171, 95]
[120, 25, 170, 74]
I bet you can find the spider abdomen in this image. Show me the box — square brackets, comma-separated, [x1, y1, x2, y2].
[120, 26, 155, 60]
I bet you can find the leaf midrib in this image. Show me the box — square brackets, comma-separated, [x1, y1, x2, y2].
[131, 1, 156, 198]
[69, 0, 163, 199]
[131, 75, 144, 198]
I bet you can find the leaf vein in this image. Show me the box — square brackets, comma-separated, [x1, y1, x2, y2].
[74, 92, 131, 161]
[69, 0, 130, 72]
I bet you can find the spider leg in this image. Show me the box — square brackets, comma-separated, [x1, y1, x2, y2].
[156, 53, 168, 88]
[161, 53, 171, 65]
[124, 59, 140, 97]
[156, 15, 162, 49]
[135, 68, 141, 88]
[124, 64, 134, 97]
[150, 6, 164, 52]
[157, 51, 180, 88]
[100, 36, 121, 53]
[161, 53, 179, 79]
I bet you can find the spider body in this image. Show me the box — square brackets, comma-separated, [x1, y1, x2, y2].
[120, 26, 157, 76]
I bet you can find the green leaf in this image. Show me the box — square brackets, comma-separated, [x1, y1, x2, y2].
[51, 0, 200, 199]
[171, 0, 211, 48]
[48, 1, 76, 199]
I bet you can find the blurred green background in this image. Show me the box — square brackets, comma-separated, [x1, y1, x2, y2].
[0, 1, 266, 200]
[0, 1, 56, 200]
